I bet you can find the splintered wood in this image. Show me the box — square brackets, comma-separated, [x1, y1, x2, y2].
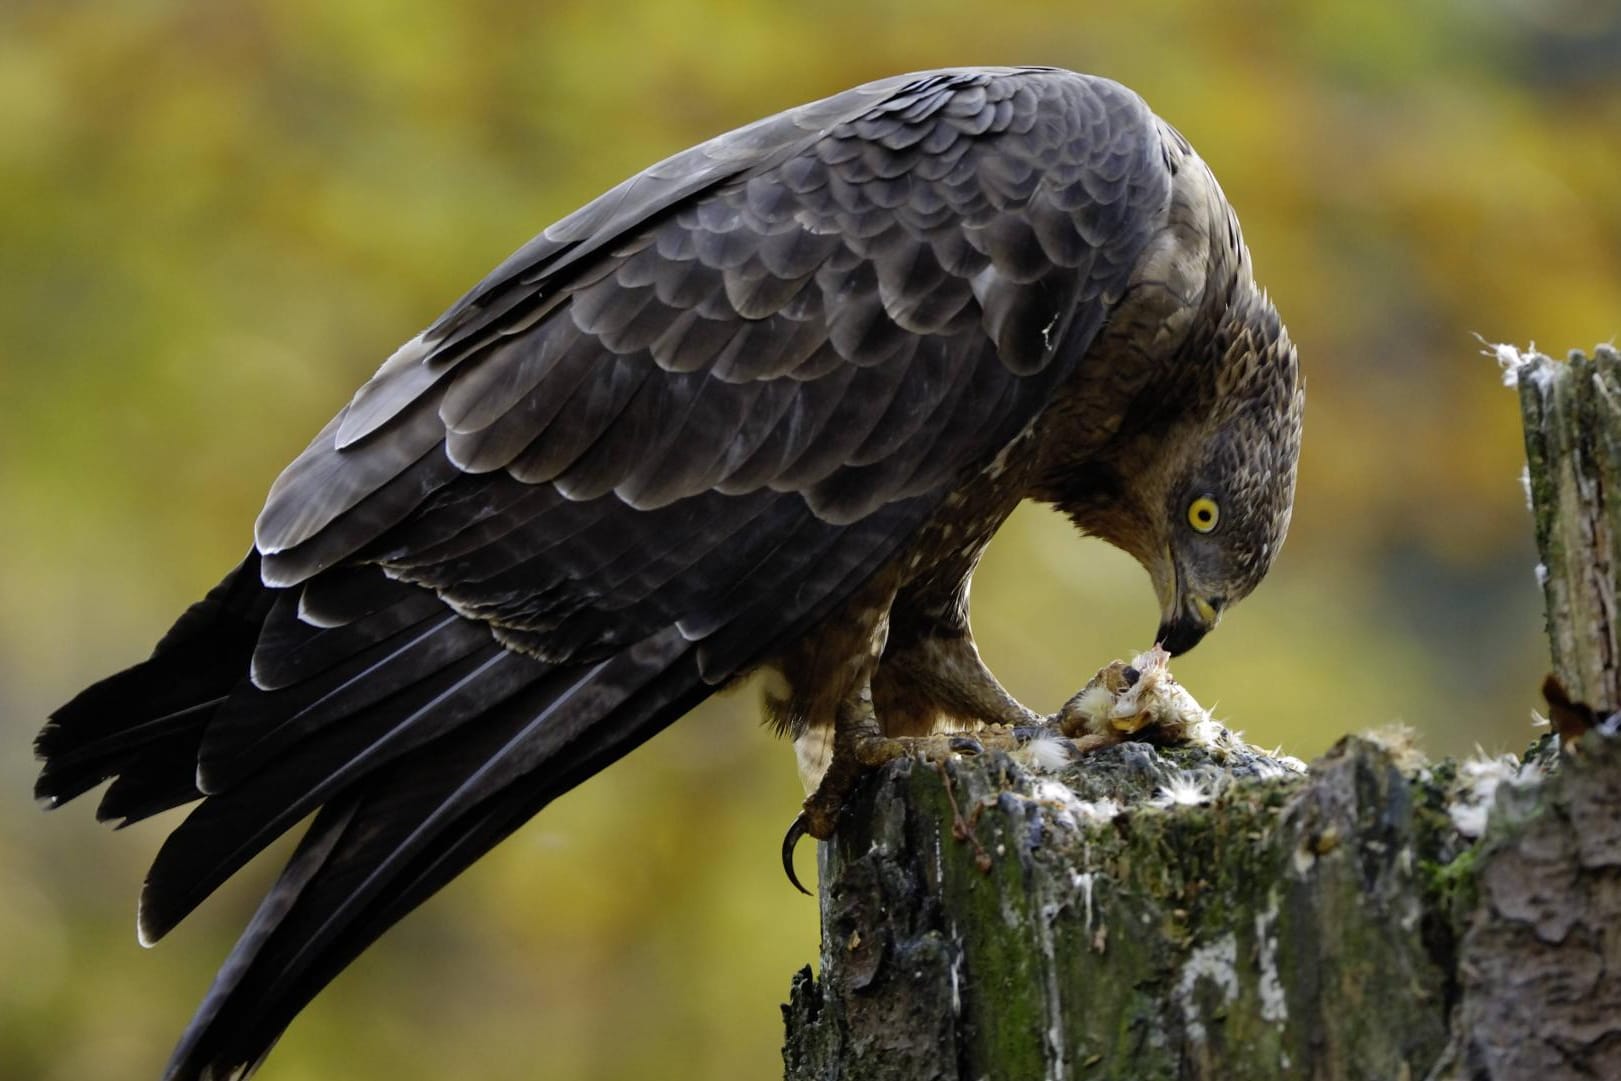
[1512, 343, 1621, 716]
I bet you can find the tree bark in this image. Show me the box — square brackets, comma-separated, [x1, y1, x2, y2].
[782, 732, 1621, 1080]
[781, 346, 1621, 1080]
[1516, 343, 1621, 715]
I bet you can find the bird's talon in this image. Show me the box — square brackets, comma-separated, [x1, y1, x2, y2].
[948, 735, 984, 755]
[781, 813, 814, 896]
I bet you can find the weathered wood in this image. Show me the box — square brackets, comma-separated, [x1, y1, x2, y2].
[1516, 343, 1621, 715]
[782, 731, 1621, 1080]
[1447, 732, 1621, 1078]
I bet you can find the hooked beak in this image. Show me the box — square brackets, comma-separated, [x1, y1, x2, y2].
[1150, 550, 1222, 656]
[1156, 602, 1217, 656]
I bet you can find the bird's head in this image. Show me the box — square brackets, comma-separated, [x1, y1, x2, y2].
[1053, 285, 1302, 656]
[1145, 290, 1302, 655]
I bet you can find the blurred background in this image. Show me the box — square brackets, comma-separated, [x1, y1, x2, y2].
[3, 0, 1619, 1078]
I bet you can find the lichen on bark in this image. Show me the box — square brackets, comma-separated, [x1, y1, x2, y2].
[783, 728, 1621, 1080]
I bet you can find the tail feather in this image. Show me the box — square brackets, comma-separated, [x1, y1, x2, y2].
[250, 582, 442, 690]
[96, 703, 230, 825]
[35, 553, 271, 817]
[139, 646, 547, 944]
[36, 551, 710, 1081]
[159, 628, 702, 1081]
[199, 609, 489, 793]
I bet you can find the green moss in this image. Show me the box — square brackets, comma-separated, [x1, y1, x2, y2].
[794, 738, 1476, 1079]
[906, 765, 1051, 1081]
[1420, 844, 1481, 921]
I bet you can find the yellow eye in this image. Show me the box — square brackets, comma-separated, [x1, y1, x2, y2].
[1187, 496, 1220, 534]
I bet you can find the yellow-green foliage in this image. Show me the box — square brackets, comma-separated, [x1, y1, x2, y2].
[2, 3, 1619, 1079]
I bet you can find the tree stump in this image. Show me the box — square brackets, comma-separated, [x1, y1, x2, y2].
[781, 345, 1621, 1080]
[1515, 343, 1621, 715]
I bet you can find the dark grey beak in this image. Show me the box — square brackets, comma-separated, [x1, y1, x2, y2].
[1155, 614, 1212, 657]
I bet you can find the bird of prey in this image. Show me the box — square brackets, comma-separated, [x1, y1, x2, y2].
[35, 66, 1302, 1080]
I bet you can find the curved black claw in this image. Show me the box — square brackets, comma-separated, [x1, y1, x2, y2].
[948, 735, 985, 755]
[781, 812, 813, 896]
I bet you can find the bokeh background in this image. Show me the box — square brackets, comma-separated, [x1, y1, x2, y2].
[3, 1, 1619, 1078]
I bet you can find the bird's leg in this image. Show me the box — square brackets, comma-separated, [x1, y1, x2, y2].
[873, 629, 1045, 739]
[783, 681, 991, 894]
[796, 688, 886, 843]
[782, 686, 880, 895]
[792, 630, 1044, 844]
[797, 671, 1012, 841]
[780, 578, 1047, 892]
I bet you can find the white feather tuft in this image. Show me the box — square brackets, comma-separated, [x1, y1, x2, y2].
[1151, 772, 1212, 808]
[1029, 778, 1121, 827]
[1447, 752, 1523, 838]
[1478, 334, 1536, 388]
[1013, 736, 1075, 772]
